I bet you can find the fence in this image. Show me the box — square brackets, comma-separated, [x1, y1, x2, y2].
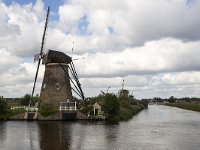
[11, 106, 38, 112]
[59, 101, 77, 111]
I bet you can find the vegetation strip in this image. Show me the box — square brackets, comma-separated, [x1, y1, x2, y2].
[165, 102, 200, 112]
[80, 89, 148, 122]
[0, 89, 148, 121]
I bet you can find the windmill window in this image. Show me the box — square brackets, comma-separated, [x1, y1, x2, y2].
[43, 84, 46, 89]
[56, 83, 60, 90]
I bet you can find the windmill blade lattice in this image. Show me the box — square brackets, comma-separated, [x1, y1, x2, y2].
[29, 6, 50, 107]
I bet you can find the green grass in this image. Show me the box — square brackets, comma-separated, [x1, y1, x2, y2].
[166, 102, 200, 112]
[0, 113, 9, 120]
[0, 109, 26, 120]
[39, 109, 59, 117]
[8, 109, 26, 116]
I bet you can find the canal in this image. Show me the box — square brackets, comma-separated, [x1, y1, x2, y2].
[0, 105, 200, 150]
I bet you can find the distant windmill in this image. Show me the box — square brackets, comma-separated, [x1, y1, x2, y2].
[122, 78, 124, 90]
[29, 6, 84, 110]
[106, 86, 110, 93]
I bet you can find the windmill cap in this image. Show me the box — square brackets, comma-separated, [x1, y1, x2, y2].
[44, 49, 72, 64]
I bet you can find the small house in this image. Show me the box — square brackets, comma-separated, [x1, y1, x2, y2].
[93, 102, 102, 116]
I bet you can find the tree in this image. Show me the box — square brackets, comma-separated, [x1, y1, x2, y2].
[32, 94, 40, 106]
[0, 96, 8, 114]
[168, 96, 176, 103]
[118, 89, 129, 97]
[21, 94, 31, 106]
[140, 99, 148, 108]
[103, 93, 120, 121]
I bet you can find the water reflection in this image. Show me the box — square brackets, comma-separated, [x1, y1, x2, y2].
[37, 121, 118, 150]
[68, 121, 110, 150]
[38, 121, 71, 150]
[105, 125, 118, 140]
[0, 121, 40, 150]
[0, 122, 6, 145]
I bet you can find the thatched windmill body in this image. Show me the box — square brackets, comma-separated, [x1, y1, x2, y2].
[40, 50, 73, 108]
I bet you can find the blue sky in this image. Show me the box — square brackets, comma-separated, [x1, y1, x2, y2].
[4, 0, 64, 12]
[4, 0, 64, 22]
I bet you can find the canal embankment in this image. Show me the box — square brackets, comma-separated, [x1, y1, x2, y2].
[165, 102, 200, 112]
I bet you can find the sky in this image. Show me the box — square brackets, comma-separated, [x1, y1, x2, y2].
[1, 0, 200, 99]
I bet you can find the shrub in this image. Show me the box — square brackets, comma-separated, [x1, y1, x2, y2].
[119, 107, 133, 121]
[0, 96, 8, 114]
[79, 105, 93, 114]
[21, 94, 31, 106]
[103, 93, 120, 121]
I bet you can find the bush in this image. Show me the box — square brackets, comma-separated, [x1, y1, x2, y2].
[130, 100, 138, 105]
[79, 105, 93, 114]
[0, 96, 8, 114]
[103, 93, 120, 121]
[119, 107, 133, 121]
[0, 96, 9, 120]
[20, 94, 39, 106]
[103, 93, 120, 122]
[120, 100, 133, 110]
[21, 94, 31, 106]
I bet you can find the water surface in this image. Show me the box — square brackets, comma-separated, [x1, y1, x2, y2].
[0, 105, 200, 150]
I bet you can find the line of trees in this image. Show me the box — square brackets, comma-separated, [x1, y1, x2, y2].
[147, 96, 200, 103]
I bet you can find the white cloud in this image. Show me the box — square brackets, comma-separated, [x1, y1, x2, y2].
[0, 48, 21, 72]
[56, 0, 200, 51]
[0, 1, 46, 57]
[74, 38, 200, 77]
[0, 62, 44, 97]
[79, 72, 200, 99]
[58, 3, 85, 33]
[1, 0, 200, 99]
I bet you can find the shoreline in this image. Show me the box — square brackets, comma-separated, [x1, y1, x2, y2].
[165, 102, 200, 112]
[0, 106, 148, 121]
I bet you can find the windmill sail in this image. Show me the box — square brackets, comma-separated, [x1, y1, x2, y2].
[29, 6, 50, 107]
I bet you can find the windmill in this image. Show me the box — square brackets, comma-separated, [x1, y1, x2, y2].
[29, 6, 84, 111]
[122, 78, 124, 90]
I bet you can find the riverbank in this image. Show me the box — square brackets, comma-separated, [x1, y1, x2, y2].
[0, 107, 148, 121]
[165, 102, 200, 112]
[0, 89, 148, 121]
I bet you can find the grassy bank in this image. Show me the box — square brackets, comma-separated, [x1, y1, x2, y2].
[0, 113, 9, 120]
[39, 109, 59, 117]
[0, 109, 26, 120]
[81, 89, 148, 122]
[118, 103, 147, 121]
[165, 102, 200, 112]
